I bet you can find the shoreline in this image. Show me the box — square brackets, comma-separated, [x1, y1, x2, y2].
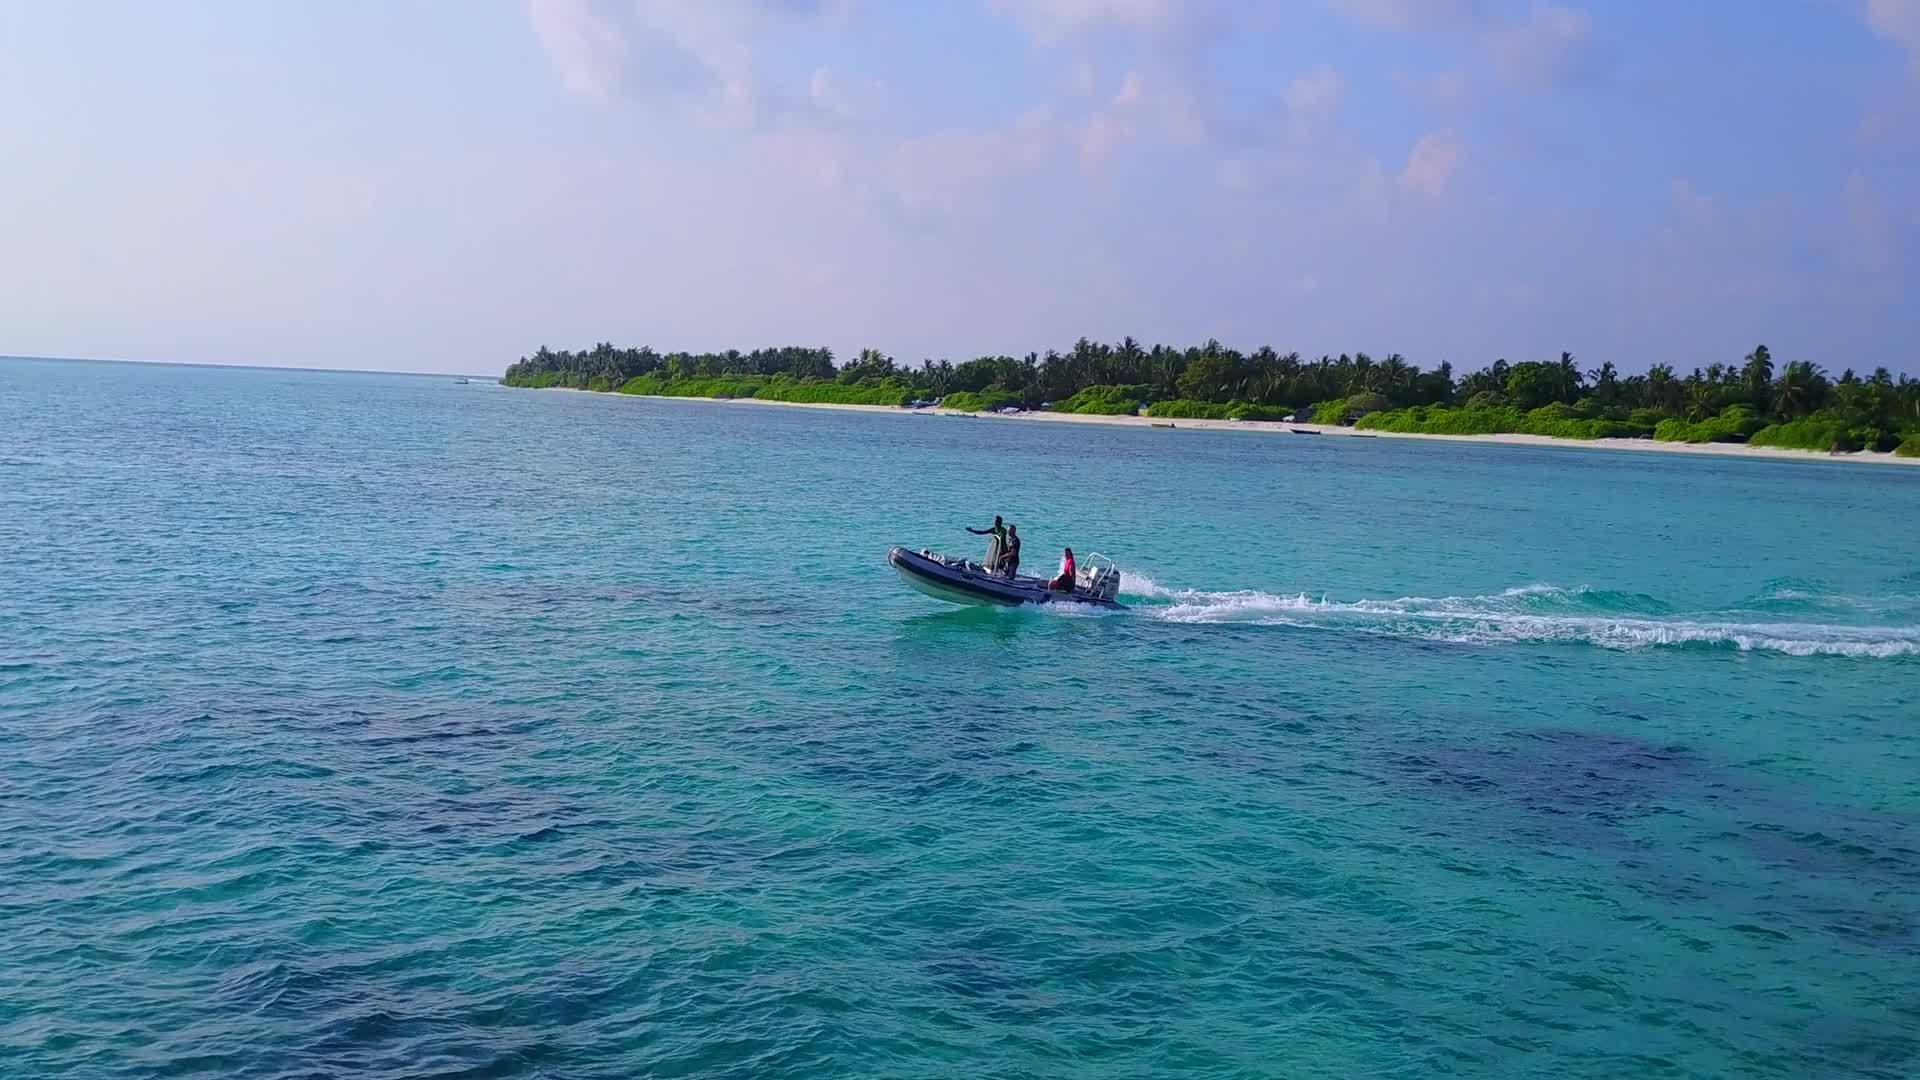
[547, 388, 1920, 468]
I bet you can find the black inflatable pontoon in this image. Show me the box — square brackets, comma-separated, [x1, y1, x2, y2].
[887, 547, 1125, 609]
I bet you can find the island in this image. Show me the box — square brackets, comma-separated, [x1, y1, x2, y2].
[501, 340, 1920, 461]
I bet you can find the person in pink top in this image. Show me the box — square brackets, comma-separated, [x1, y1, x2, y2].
[1047, 547, 1076, 592]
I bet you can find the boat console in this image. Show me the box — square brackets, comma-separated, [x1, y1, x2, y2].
[1074, 554, 1122, 603]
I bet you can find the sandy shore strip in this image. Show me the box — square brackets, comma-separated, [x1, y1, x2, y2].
[550, 389, 1920, 467]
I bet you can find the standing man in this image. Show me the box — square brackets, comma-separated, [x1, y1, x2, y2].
[965, 515, 1007, 572]
[1001, 524, 1022, 578]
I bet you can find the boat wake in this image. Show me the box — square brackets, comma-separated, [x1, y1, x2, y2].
[1117, 574, 1920, 658]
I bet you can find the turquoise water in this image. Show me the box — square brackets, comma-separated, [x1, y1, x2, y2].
[4, 357, 1918, 1079]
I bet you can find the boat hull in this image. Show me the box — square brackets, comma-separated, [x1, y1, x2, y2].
[888, 547, 1123, 610]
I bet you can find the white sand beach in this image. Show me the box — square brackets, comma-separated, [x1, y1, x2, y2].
[562, 390, 1920, 467]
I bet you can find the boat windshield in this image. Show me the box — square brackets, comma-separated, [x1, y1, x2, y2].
[1074, 553, 1122, 601]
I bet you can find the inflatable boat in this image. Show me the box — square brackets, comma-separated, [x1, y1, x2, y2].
[887, 547, 1125, 609]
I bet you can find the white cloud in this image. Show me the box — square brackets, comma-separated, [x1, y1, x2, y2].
[996, 1, 1239, 179]
[1070, 56, 1099, 95]
[525, 0, 853, 128]
[1395, 68, 1471, 108]
[1844, 170, 1892, 271]
[1079, 111, 1128, 173]
[1671, 178, 1714, 223]
[526, 1, 1086, 209]
[1330, 0, 1493, 32]
[1079, 69, 1206, 173]
[528, 0, 631, 101]
[809, 66, 848, 115]
[807, 65, 884, 120]
[1399, 129, 1465, 197]
[1865, 0, 1920, 73]
[1488, 3, 1599, 87]
[752, 129, 852, 191]
[1205, 122, 1396, 231]
[1857, 107, 1897, 146]
[1339, 1, 1602, 89]
[887, 107, 1060, 208]
[992, 0, 1186, 39]
[1284, 67, 1346, 118]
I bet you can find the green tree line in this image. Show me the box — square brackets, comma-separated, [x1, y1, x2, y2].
[502, 340, 1920, 454]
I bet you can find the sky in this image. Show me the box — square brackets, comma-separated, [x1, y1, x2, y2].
[1, 1, 1917, 377]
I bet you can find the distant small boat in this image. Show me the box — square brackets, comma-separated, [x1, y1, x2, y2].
[1349, 433, 1377, 438]
[1152, 422, 1176, 428]
[454, 378, 471, 385]
[1290, 428, 1321, 435]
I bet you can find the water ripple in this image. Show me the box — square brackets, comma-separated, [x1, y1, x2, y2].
[3, 360, 1918, 1078]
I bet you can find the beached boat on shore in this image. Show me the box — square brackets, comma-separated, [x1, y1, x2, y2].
[888, 547, 1124, 609]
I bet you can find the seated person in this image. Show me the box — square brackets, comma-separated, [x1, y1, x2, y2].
[1047, 547, 1076, 591]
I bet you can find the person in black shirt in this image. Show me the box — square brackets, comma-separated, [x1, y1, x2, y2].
[965, 515, 1006, 572]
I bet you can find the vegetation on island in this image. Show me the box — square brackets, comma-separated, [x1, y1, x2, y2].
[1144, 400, 1290, 421]
[1355, 403, 1649, 440]
[937, 389, 1020, 413]
[1051, 384, 1155, 415]
[502, 341, 1920, 455]
[613, 372, 914, 406]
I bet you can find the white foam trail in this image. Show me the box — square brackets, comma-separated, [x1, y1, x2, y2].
[1115, 574, 1919, 658]
[1036, 598, 1120, 618]
[1118, 570, 1180, 600]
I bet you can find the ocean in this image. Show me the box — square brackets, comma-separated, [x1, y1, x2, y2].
[3, 356, 1917, 1078]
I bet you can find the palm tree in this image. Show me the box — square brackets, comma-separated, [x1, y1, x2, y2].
[1773, 360, 1828, 419]
[1380, 353, 1412, 398]
[1828, 379, 1874, 423]
[1588, 361, 1619, 405]
[1116, 337, 1146, 385]
[920, 358, 953, 397]
[1348, 353, 1377, 394]
[1038, 350, 1069, 400]
[1420, 359, 1455, 405]
[1646, 363, 1680, 413]
[1686, 380, 1716, 421]
[1741, 345, 1773, 384]
[1554, 352, 1582, 402]
[1741, 346, 1774, 410]
[1153, 348, 1180, 399]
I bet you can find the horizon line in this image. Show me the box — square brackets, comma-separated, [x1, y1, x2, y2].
[0, 352, 499, 381]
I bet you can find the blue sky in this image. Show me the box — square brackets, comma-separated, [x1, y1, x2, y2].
[2, 1, 1917, 376]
